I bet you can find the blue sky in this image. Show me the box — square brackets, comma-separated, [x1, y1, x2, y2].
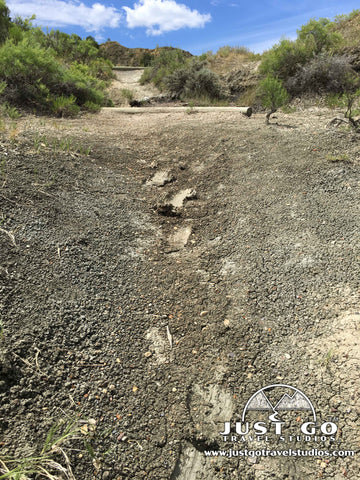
[6, 0, 360, 54]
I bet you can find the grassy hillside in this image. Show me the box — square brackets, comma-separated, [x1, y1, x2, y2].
[333, 9, 360, 48]
[204, 46, 260, 75]
[333, 10, 360, 72]
[99, 41, 192, 67]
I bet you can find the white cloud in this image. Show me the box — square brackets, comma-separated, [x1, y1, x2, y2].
[7, 1, 122, 33]
[123, 0, 211, 35]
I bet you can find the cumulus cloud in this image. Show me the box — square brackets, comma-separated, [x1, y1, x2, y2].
[123, 0, 211, 35]
[7, 1, 122, 33]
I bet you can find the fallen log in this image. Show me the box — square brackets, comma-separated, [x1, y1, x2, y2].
[238, 106, 252, 117]
[103, 106, 253, 115]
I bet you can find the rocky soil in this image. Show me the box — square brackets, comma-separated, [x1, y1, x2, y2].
[0, 105, 359, 480]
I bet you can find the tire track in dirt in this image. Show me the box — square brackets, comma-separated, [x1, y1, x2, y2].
[1, 109, 359, 479]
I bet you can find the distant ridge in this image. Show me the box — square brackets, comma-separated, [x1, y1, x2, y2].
[99, 41, 192, 67]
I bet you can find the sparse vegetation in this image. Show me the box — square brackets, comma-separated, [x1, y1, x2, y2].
[257, 75, 289, 124]
[326, 73, 360, 130]
[32, 134, 92, 156]
[326, 153, 350, 163]
[121, 88, 135, 102]
[335, 9, 360, 23]
[0, 417, 97, 480]
[216, 45, 252, 58]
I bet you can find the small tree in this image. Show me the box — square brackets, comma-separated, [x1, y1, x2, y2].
[342, 73, 360, 129]
[257, 75, 289, 124]
[297, 18, 342, 54]
[259, 38, 309, 80]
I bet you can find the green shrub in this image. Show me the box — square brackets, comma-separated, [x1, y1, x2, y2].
[164, 60, 223, 100]
[88, 58, 114, 82]
[260, 17, 344, 82]
[297, 17, 342, 54]
[325, 93, 344, 109]
[44, 30, 98, 63]
[259, 38, 310, 80]
[285, 54, 356, 95]
[0, 39, 106, 113]
[139, 51, 154, 66]
[139, 48, 190, 90]
[0, 39, 65, 107]
[2, 103, 20, 119]
[50, 94, 79, 117]
[8, 14, 42, 45]
[84, 100, 101, 113]
[335, 9, 360, 24]
[121, 88, 134, 102]
[59, 62, 105, 108]
[257, 75, 289, 123]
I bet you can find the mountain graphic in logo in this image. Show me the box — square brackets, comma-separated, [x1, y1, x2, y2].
[275, 392, 312, 411]
[242, 384, 316, 421]
[246, 391, 274, 411]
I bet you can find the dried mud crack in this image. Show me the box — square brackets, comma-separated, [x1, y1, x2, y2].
[0, 108, 359, 480]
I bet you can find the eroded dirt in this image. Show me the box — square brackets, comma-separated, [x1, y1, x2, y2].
[0, 107, 359, 480]
[108, 69, 161, 106]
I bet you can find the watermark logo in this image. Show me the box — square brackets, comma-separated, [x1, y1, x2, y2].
[243, 383, 316, 421]
[220, 384, 338, 442]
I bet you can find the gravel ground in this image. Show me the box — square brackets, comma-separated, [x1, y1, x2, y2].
[0, 106, 359, 480]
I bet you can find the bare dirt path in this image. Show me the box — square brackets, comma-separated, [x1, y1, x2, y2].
[0, 108, 359, 480]
[108, 68, 161, 106]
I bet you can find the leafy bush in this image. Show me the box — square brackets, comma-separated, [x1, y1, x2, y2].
[0, 39, 65, 107]
[50, 94, 79, 117]
[259, 38, 310, 80]
[257, 75, 289, 123]
[63, 62, 105, 104]
[83, 100, 101, 113]
[164, 60, 223, 100]
[139, 51, 154, 66]
[139, 48, 190, 90]
[7, 14, 43, 45]
[2, 103, 20, 119]
[260, 17, 344, 82]
[297, 18, 342, 54]
[44, 30, 98, 63]
[88, 58, 114, 82]
[0, 38, 106, 113]
[285, 54, 357, 95]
